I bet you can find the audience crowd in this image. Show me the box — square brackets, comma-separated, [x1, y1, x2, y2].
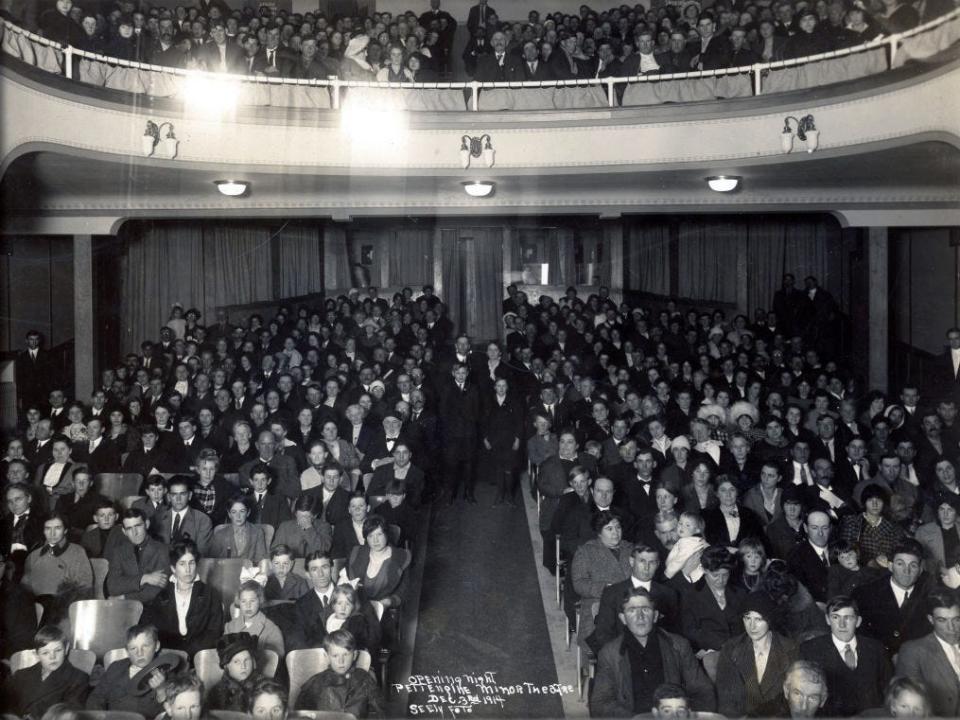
[2, 268, 960, 719]
[11, 0, 955, 87]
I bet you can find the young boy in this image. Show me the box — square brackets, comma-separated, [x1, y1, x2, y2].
[295, 629, 384, 718]
[664, 511, 709, 580]
[0, 625, 89, 717]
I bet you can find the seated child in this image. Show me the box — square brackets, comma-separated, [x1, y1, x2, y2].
[0, 625, 89, 718]
[225, 580, 285, 660]
[827, 540, 884, 598]
[734, 536, 767, 592]
[206, 632, 265, 713]
[664, 511, 709, 581]
[295, 629, 384, 718]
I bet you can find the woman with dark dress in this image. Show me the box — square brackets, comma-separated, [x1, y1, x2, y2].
[142, 540, 223, 659]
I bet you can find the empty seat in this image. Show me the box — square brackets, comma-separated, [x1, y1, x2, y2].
[10, 648, 97, 674]
[96, 473, 143, 501]
[119, 495, 145, 510]
[194, 648, 223, 692]
[197, 558, 252, 613]
[222, 473, 241, 490]
[286, 648, 329, 708]
[69, 599, 144, 659]
[91, 558, 109, 600]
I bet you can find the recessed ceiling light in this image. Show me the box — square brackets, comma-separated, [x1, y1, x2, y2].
[214, 180, 249, 197]
[705, 176, 740, 193]
[462, 180, 495, 198]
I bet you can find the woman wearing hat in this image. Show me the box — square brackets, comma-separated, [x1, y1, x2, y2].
[207, 632, 264, 713]
[839, 483, 906, 566]
[716, 593, 799, 718]
[914, 492, 960, 574]
[764, 486, 807, 561]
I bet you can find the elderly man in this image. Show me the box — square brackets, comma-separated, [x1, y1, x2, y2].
[240, 429, 299, 500]
[475, 30, 514, 81]
[590, 588, 716, 716]
[779, 660, 829, 718]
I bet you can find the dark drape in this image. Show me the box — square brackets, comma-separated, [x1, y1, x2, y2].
[625, 222, 671, 295]
[388, 228, 434, 286]
[276, 222, 324, 298]
[121, 222, 272, 352]
[467, 228, 504, 343]
[677, 220, 742, 303]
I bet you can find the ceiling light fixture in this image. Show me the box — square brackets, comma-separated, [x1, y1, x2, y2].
[705, 176, 741, 193]
[462, 180, 495, 198]
[214, 180, 249, 197]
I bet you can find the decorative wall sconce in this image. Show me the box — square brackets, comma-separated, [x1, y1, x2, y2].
[781, 115, 819, 154]
[460, 134, 495, 169]
[143, 121, 179, 159]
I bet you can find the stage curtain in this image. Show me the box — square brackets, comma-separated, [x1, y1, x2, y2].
[746, 218, 788, 316]
[388, 228, 434, 286]
[440, 229, 462, 334]
[625, 222, 671, 295]
[323, 224, 351, 291]
[120, 222, 204, 353]
[202, 224, 273, 316]
[467, 228, 504, 343]
[276, 222, 324, 298]
[677, 219, 742, 303]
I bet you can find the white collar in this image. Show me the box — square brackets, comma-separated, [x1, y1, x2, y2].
[832, 634, 857, 655]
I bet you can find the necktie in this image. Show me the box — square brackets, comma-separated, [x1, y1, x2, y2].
[12, 514, 21, 528]
[821, 551, 829, 567]
[320, 593, 327, 609]
[257, 493, 264, 506]
[800, 465, 808, 485]
[843, 644, 856, 669]
[529, 61, 535, 74]
[496, 53, 503, 66]
[172, 512, 182, 539]
[268, 49, 275, 66]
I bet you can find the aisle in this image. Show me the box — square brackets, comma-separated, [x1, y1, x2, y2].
[406, 482, 566, 718]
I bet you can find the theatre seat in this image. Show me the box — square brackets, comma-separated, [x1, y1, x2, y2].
[10, 647, 97, 674]
[96, 473, 143, 501]
[91, 557, 109, 599]
[290, 712, 358, 720]
[194, 648, 223, 691]
[119, 495, 145, 510]
[69, 598, 144, 659]
[196, 558, 252, 613]
[207, 712, 250, 720]
[74, 712, 148, 720]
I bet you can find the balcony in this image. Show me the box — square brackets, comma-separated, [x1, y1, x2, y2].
[1, 12, 959, 227]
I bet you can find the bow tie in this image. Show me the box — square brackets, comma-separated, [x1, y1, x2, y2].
[724, 509, 739, 518]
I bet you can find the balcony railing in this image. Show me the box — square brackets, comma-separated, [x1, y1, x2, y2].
[2, 9, 958, 112]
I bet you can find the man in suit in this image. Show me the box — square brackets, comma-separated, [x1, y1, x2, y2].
[509, 40, 552, 80]
[26, 419, 55, 468]
[46, 389, 70, 431]
[895, 588, 960, 717]
[105, 509, 169, 603]
[466, 0, 496, 35]
[810, 414, 841, 464]
[72, 418, 121, 476]
[475, 31, 516, 83]
[194, 19, 243, 73]
[586, 545, 680, 654]
[853, 539, 934, 654]
[291, 551, 336, 650]
[247, 464, 292, 530]
[694, 13, 731, 70]
[799, 595, 892, 716]
[2, 483, 45, 570]
[590, 588, 716, 716]
[786, 509, 832, 603]
[621, 447, 659, 527]
[804, 459, 853, 520]
[122, 425, 169, 479]
[438, 364, 480, 504]
[936, 327, 960, 402]
[15, 330, 52, 421]
[239, 430, 299, 502]
[153, 476, 213, 554]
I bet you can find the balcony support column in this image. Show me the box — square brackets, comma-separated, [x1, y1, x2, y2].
[73, 234, 94, 401]
[868, 227, 890, 393]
